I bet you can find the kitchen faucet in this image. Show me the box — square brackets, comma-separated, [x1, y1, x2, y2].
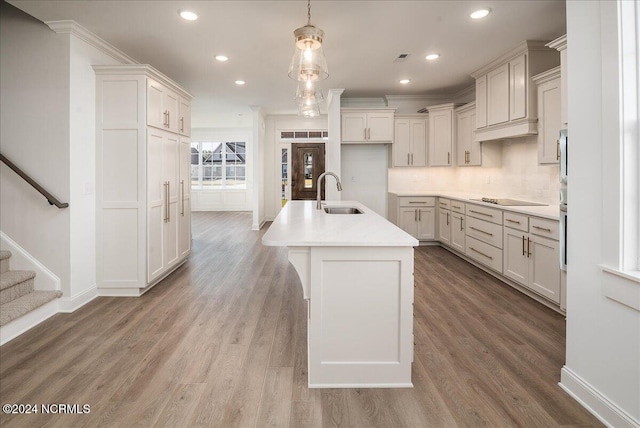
[316, 172, 342, 209]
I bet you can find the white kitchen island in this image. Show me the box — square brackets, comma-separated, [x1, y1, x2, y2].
[262, 200, 419, 388]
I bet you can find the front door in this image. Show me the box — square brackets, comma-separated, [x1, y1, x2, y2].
[291, 143, 325, 200]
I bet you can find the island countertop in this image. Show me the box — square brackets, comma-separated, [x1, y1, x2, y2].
[262, 200, 419, 247]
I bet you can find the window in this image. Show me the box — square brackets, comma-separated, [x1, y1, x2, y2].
[191, 141, 247, 189]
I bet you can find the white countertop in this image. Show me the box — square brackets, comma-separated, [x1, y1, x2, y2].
[389, 191, 560, 220]
[263, 200, 419, 247]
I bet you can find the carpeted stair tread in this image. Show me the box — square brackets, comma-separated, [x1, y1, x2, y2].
[0, 270, 36, 291]
[0, 290, 62, 326]
[0, 251, 11, 261]
[0, 251, 11, 275]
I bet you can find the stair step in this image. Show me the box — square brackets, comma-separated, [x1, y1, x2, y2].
[0, 290, 62, 327]
[0, 276, 34, 305]
[1, 270, 36, 291]
[0, 251, 11, 274]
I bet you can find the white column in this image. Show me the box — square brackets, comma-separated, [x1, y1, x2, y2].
[326, 89, 344, 201]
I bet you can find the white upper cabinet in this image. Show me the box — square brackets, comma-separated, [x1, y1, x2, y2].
[547, 35, 568, 128]
[533, 67, 561, 164]
[147, 78, 179, 134]
[455, 102, 481, 166]
[470, 41, 560, 142]
[428, 103, 460, 166]
[179, 98, 191, 136]
[393, 117, 427, 167]
[341, 109, 395, 143]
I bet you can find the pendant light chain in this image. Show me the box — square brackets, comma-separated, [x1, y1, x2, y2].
[307, 0, 312, 25]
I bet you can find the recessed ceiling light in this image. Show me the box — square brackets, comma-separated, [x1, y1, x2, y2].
[469, 8, 491, 19]
[235, 80, 246, 85]
[399, 79, 411, 84]
[215, 55, 229, 62]
[178, 10, 198, 21]
[426, 53, 440, 61]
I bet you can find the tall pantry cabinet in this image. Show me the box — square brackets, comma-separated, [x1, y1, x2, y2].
[94, 65, 193, 296]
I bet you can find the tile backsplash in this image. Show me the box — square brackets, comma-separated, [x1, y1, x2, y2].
[388, 137, 560, 205]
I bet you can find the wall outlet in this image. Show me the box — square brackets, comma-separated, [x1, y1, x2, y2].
[83, 181, 94, 195]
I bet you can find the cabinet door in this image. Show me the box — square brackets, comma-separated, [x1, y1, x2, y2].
[410, 119, 427, 167]
[438, 209, 451, 245]
[537, 78, 561, 164]
[509, 54, 527, 121]
[147, 128, 165, 283]
[179, 98, 191, 137]
[179, 137, 192, 258]
[147, 79, 165, 130]
[341, 113, 367, 142]
[164, 89, 180, 134]
[487, 63, 510, 126]
[417, 207, 435, 240]
[450, 212, 465, 253]
[529, 235, 560, 303]
[367, 112, 394, 141]
[163, 132, 180, 268]
[399, 208, 418, 238]
[503, 228, 528, 286]
[429, 108, 453, 166]
[456, 109, 479, 166]
[475, 75, 487, 128]
[393, 119, 411, 167]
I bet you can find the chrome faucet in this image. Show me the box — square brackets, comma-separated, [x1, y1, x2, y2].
[316, 172, 342, 209]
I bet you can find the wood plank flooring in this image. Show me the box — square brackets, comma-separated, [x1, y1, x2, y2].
[0, 212, 602, 427]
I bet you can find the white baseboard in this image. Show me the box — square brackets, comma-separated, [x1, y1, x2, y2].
[58, 286, 98, 313]
[0, 299, 59, 346]
[0, 231, 61, 292]
[560, 366, 640, 428]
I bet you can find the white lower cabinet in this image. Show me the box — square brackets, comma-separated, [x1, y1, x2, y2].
[179, 136, 192, 258]
[390, 196, 435, 241]
[438, 208, 451, 245]
[503, 215, 560, 304]
[450, 211, 465, 253]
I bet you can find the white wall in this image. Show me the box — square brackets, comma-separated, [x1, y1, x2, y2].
[251, 107, 266, 230]
[190, 127, 253, 212]
[341, 144, 388, 216]
[389, 137, 560, 205]
[0, 2, 71, 293]
[562, 1, 640, 426]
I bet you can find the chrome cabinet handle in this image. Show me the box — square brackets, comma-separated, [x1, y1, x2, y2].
[469, 209, 492, 217]
[469, 247, 493, 260]
[181, 180, 185, 216]
[469, 226, 492, 236]
[532, 225, 552, 232]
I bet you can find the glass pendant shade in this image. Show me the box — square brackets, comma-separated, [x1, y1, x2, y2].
[288, 24, 329, 82]
[295, 81, 324, 104]
[298, 101, 321, 117]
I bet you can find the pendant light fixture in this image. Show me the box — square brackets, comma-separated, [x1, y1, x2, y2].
[288, 0, 329, 83]
[296, 81, 324, 117]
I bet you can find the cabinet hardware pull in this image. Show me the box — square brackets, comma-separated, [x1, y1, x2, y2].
[440, 202, 447, 206]
[447, 212, 450, 225]
[460, 217, 463, 231]
[163, 111, 167, 127]
[167, 110, 170, 128]
[163, 181, 168, 222]
[364, 128, 367, 140]
[181, 179, 185, 216]
[408, 201, 427, 204]
[522, 235, 525, 256]
[532, 225, 552, 232]
[419, 209, 421, 221]
[447, 152, 450, 164]
[506, 218, 521, 224]
[414, 209, 417, 222]
[167, 181, 171, 222]
[180, 117, 184, 132]
[469, 247, 493, 260]
[408, 153, 410, 165]
[556, 139, 560, 160]
[469, 209, 492, 217]
[411, 153, 413, 165]
[452, 205, 461, 209]
[469, 226, 492, 236]
[527, 237, 531, 257]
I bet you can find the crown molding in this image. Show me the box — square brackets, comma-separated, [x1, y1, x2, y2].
[547, 34, 567, 51]
[470, 40, 551, 78]
[93, 65, 193, 99]
[454, 84, 475, 101]
[45, 20, 137, 65]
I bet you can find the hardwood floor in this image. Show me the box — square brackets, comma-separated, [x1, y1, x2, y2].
[0, 212, 602, 427]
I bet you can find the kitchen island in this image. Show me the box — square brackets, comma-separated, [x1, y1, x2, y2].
[262, 200, 418, 388]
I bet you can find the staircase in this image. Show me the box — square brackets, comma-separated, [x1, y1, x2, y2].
[0, 250, 62, 327]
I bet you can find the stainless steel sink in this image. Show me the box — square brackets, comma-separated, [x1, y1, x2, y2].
[323, 206, 364, 214]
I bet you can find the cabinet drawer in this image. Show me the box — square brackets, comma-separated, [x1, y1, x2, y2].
[466, 216, 503, 249]
[466, 236, 503, 273]
[503, 211, 529, 232]
[438, 198, 450, 210]
[450, 200, 465, 214]
[399, 196, 435, 207]
[466, 204, 503, 225]
[530, 217, 559, 240]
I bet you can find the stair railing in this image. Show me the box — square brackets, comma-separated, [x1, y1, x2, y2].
[0, 153, 69, 208]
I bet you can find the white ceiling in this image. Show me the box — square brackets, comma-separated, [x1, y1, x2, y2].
[8, 0, 566, 127]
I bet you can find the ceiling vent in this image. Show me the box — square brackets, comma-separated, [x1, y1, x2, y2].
[393, 54, 410, 63]
[417, 107, 428, 113]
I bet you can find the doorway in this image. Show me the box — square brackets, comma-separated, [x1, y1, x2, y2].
[291, 143, 325, 200]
